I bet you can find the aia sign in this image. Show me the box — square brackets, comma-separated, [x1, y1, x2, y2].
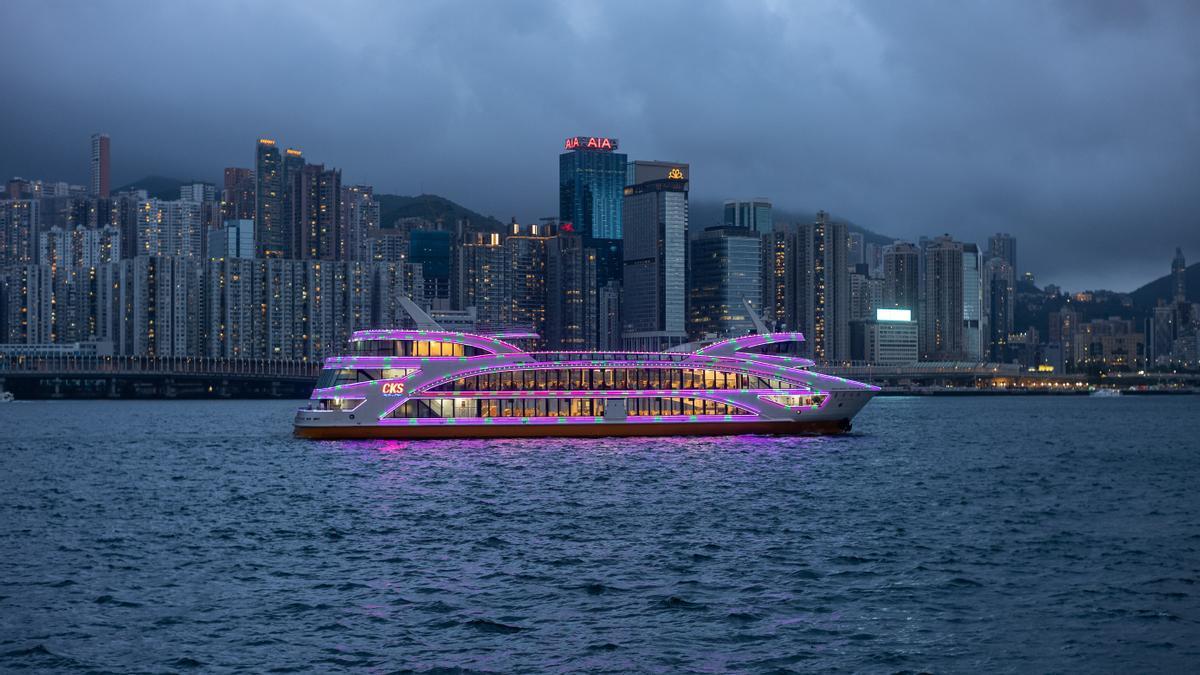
[380, 382, 405, 396]
[564, 136, 618, 151]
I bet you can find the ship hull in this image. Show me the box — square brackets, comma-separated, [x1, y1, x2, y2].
[294, 418, 852, 440]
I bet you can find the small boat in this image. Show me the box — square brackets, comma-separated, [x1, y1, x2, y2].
[1089, 388, 1121, 398]
[0, 390, 14, 403]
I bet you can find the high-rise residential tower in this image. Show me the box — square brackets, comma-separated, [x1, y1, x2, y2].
[883, 242, 920, 313]
[1173, 247, 1187, 302]
[254, 138, 284, 258]
[621, 160, 689, 350]
[920, 235, 965, 360]
[222, 168, 256, 222]
[983, 256, 1015, 361]
[90, 133, 110, 199]
[963, 243, 983, 360]
[795, 211, 850, 363]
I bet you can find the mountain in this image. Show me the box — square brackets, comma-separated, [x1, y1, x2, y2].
[689, 199, 894, 245]
[1129, 261, 1200, 312]
[112, 175, 192, 199]
[377, 193, 507, 230]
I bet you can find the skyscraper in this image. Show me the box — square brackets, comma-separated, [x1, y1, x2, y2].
[795, 211, 850, 363]
[410, 229, 453, 309]
[689, 225, 761, 339]
[621, 160, 689, 350]
[341, 185, 378, 262]
[847, 231, 865, 267]
[882, 242, 920, 312]
[221, 168, 256, 222]
[546, 230, 597, 349]
[963, 243, 983, 360]
[291, 163, 342, 260]
[983, 256, 1015, 361]
[254, 139, 284, 258]
[920, 235, 965, 360]
[986, 233, 1017, 273]
[559, 136, 626, 241]
[90, 133, 110, 199]
[722, 199, 772, 234]
[1173, 247, 1187, 302]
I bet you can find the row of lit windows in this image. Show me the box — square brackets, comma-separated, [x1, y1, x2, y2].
[350, 339, 484, 357]
[432, 368, 795, 392]
[317, 367, 416, 388]
[388, 397, 748, 419]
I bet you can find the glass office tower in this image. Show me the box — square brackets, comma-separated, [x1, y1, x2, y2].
[559, 136, 627, 241]
[622, 161, 689, 350]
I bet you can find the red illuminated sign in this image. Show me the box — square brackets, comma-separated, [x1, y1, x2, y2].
[564, 136, 618, 151]
[381, 382, 405, 395]
[560, 222, 574, 233]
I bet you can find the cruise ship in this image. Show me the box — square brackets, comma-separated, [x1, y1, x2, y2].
[294, 328, 879, 439]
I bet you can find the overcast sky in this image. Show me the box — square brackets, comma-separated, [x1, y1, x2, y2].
[1, 0, 1197, 291]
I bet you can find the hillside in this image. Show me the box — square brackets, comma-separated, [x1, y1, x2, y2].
[1130, 261, 1200, 312]
[689, 199, 894, 245]
[376, 193, 507, 230]
[112, 176, 192, 199]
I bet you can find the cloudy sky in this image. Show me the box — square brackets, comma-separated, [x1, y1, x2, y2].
[1, 0, 1197, 290]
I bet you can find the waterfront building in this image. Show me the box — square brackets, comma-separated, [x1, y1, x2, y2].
[689, 226, 761, 339]
[722, 199, 772, 234]
[621, 161, 689, 351]
[920, 235, 965, 360]
[254, 138, 284, 257]
[963, 243, 984, 360]
[90, 133, 110, 199]
[851, 308, 919, 364]
[983, 256, 1015, 361]
[1073, 317, 1145, 371]
[1049, 307, 1080, 370]
[108, 256, 204, 357]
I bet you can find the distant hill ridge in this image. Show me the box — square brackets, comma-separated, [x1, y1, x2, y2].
[1130, 261, 1200, 311]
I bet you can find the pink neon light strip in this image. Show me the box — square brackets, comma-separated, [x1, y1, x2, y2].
[376, 414, 761, 426]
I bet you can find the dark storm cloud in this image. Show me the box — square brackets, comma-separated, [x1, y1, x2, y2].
[1, 0, 1197, 290]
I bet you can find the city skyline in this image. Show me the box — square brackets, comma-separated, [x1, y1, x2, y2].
[1, 1, 1197, 292]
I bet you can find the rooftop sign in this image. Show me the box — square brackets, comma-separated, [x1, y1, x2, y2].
[564, 136, 619, 151]
[876, 308, 913, 322]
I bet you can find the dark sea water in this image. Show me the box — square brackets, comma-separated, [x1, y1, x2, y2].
[1, 396, 1199, 673]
